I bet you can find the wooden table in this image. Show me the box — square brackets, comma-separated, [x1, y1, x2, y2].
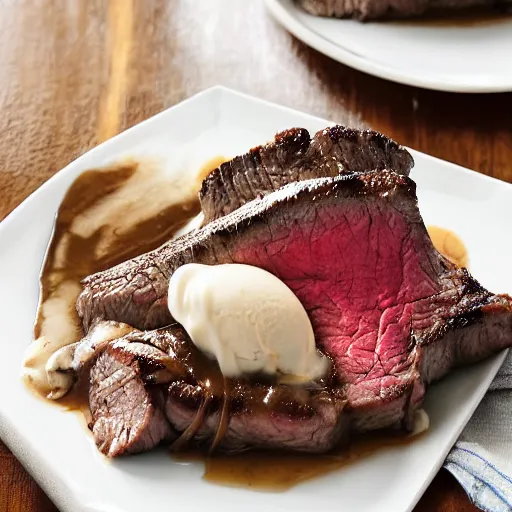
[1, 1, 510, 510]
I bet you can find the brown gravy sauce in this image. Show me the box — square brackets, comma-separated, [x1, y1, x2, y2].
[427, 225, 468, 268]
[175, 430, 424, 492]
[24, 156, 226, 398]
[57, 375, 92, 428]
[391, 6, 511, 27]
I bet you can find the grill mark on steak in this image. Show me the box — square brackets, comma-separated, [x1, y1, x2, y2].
[296, 0, 512, 20]
[80, 170, 512, 455]
[199, 126, 414, 223]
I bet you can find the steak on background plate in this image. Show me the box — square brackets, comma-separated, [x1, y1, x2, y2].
[75, 168, 512, 456]
[296, 0, 512, 20]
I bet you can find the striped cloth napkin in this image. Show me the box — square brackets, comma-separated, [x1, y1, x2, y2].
[445, 351, 512, 512]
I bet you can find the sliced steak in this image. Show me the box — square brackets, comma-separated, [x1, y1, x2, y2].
[88, 297, 512, 457]
[79, 171, 512, 455]
[88, 326, 348, 455]
[296, 0, 512, 20]
[166, 380, 347, 454]
[77, 171, 504, 341]
[89, 339, 179, 457]
[165, 295, 512, 449]
[199, 126, 414, 223]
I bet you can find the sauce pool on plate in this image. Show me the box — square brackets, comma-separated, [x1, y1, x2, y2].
[23, 156, 226, 398]
[174, 414, 427, 492]
[427, 226, 468, 268]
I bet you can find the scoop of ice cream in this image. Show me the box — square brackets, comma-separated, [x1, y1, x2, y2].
[167, 263, 328, 382]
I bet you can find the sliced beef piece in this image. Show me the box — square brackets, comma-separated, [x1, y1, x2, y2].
[199, 126, 414, 223]
[165, 296, 512, 450]
[88, 326, 348, 456]
[78, 171, 512, 450]
[166, 380, 347, 454]
[87, 297, 512, 457]
[296, 0, 512, 20]
[161, 328, 348, 454]
[89, 339, 178, 457]
[112, 325, 195, 371]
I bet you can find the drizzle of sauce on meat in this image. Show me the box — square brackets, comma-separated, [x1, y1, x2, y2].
[24, 156, 226, 398]
[428, 226, 468, 268]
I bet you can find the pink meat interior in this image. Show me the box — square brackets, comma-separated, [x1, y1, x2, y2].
[232, 200, 440, 403]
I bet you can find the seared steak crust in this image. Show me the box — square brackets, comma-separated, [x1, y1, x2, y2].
[199, 126, 414, 223]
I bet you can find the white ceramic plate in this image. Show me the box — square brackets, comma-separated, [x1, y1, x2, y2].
[0, 86, 510, 512]
[265, 0, 512, 92]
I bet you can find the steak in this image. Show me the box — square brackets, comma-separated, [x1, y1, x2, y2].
[86, 300, 512, 456]
[87, 325, 346, 455]
[167, 294, 512, 451]
[78, 171, 512, 455]
[296, 0, 512, 20]
[90, 339, 176, 456]
[199, 126, 414, 223]
[165, 380, 346, 454]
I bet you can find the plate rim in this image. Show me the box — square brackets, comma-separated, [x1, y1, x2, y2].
[0, 85, 510, 512]
[264, 0, 512, 93]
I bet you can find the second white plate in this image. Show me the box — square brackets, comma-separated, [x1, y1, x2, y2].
[265, 0, 512, 92]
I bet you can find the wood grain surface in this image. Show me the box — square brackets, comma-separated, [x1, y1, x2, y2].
[1, 0, 510, 510]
